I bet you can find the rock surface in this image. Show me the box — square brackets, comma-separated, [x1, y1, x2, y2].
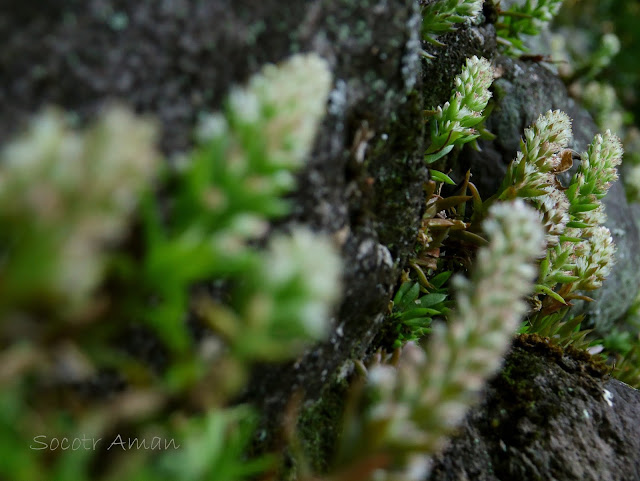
[429, 335, 640, 481]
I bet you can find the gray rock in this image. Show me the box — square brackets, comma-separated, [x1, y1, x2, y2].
[429, 335, 640, 481]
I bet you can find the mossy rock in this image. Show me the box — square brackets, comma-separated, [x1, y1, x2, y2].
[429, 335, 640, 481]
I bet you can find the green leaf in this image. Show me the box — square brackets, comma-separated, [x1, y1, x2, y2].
[400, 308, 441, 320]
[430, 271, 452, 288]
[539, 256, 550, 277]
[558, 235, 584, 243]
[430, 169, 456, 185]
[425, 144, 455, 163]
[393, 281, 415, 305]
[435, 195, 472, 212]
[566, 181, 579, 199]
[570, 202, 600, 213]
[417, 293, 448, 308]
[397, 283, 420, 310]
[579, 178, 597, 196]
[565, 221, 591, 229]
[550, 273, 580, 284]
[556, 316, 583, 338]
[404, 318, 433, 328]
[516, 186, 549, 198]
[535, 284, 567, 304]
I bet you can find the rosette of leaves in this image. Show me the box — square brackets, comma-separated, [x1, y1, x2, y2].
[390, 276, 450, 348]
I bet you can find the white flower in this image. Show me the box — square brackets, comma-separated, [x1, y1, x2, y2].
[366, 201, 544, 457]
[573, 226, 616, 290]
[0, 106, 159, 309]
[535, 186, 570, 246]
[252, 54, 332, 167]
[260, 228, 342, 341]
[196, 112, 228, 142]
[522, 110, 572, 171]
[228, 88, 261, 124]
[580, 129, 623, 195]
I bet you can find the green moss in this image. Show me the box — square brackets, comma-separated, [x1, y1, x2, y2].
[516, 333, 609, 378]
[488, 333, 609, 444]
[367, 89, 427, 259]
[291, 376, 350, 476]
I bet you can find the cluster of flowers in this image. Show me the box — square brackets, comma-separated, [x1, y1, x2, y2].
[562, 130, 622, 290]
[0, 106, 159, 313]
[496, 110, 622, 299]
[425, 55, 494, 162]
[497, 110, 573, 246]
[194, 53, 334, 253]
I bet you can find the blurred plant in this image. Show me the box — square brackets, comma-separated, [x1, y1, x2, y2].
[618, 128, 640, 202]
[496, 0, 564, 56]
[553, 0, 640, 126]
[551, 2, 640, 204]
[0, 53, 339, 481]
[578, 81, 624, 134]
[565, 65, 640, 205]
[409, 199, 543, 445]
[551, 29, 626, 156]
[134, 407, 274, 481]
[575, 33, 621, 82]
[421, 0, 484, 52]
[597, 293, 640, 389]
[198, 228, 342, 362]
[0, 106, 159, 316]
[128, 53, 336, 355]
[613, 342, 640, 389]
[334, 200, 543, 480]
[425, 56, 495, 163]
